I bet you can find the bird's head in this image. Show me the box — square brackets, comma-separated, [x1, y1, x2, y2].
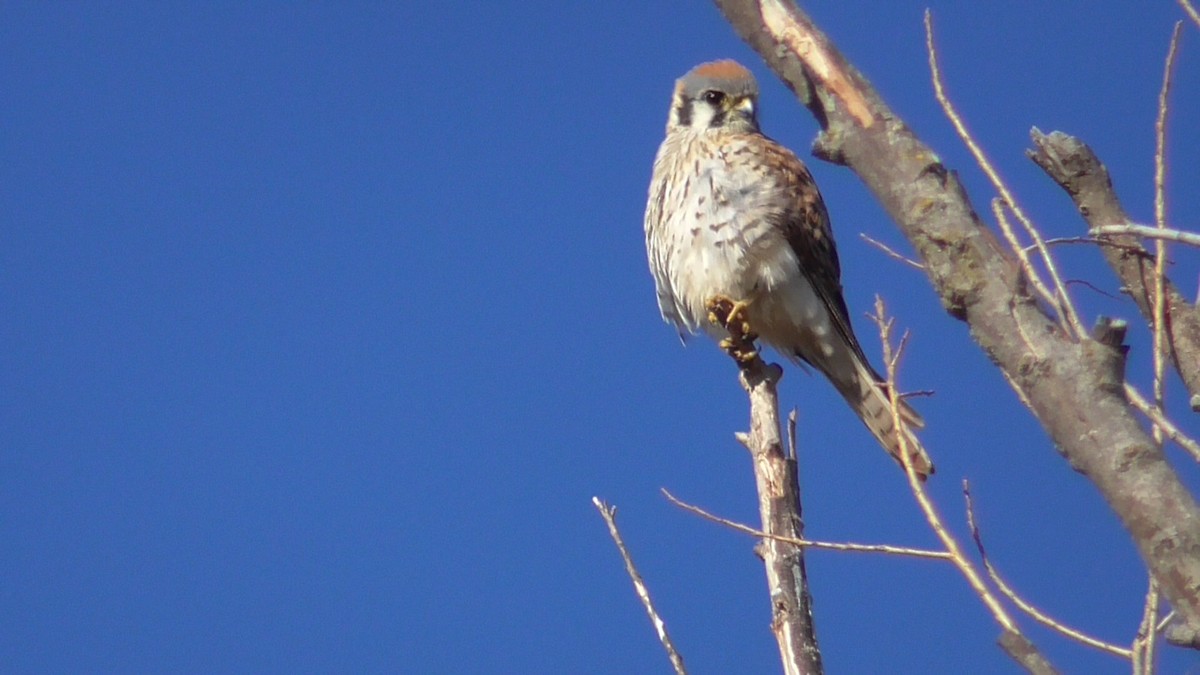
[668, 60, 761, 134]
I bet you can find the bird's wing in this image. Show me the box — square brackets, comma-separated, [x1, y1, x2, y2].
[644, 142, 687, 333]
[758, 138, 876, 369]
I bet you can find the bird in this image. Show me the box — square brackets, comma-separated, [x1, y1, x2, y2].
[643, 59, 933, 478]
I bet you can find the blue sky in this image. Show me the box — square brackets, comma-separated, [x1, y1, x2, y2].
[3, 2, 1199, 673]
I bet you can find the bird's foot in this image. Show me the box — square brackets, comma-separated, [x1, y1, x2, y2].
[706, 296, 756, 339]
[706, 296, 759, 365]
[718, 337, 759, 364]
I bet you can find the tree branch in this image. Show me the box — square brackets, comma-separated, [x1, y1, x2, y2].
[708, 297, 823, 675]
[1026, 130, 1200, 411]
[662, 488, 952, 561]
[963, 482, 1133, 659]
[874, 300, 1059, 675]
[711, 0, 1200, 648]
[592, 498, 688, 675]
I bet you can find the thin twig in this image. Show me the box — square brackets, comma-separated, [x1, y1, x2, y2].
[859, 233, 925, 270]
[992, 198, 1061, 320]
[592, 497, 687, 675]
[872, 298, 1020, 634]
[1180, 0, 1200, 31]
[1133, 577, 1162, 675]
[1126, 384, 1200, 463]
[873, 298, 1060, 673]
[1157, 610, 1177, 634]
[1092, 223, 1200, 247]
[662, 488, 952, 561]
[1152, 24, 1183, 454]
[963, 482, 1132, 658]
[1038, 236, 1098, 249]
[925, 10, 1085, 339]
[1039, 235, 1160, 258]
[787, 409, 798, 461]
[1063, 279, 1120, 301]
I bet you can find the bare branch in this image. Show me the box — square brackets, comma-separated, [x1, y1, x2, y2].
[1180, 0, 1200, 31]
[662, 488, 952, 561]
[709, 0, 1200, 644]
[707, 296, 823, 674]
[1125, 385, 1200, 462]
[591, 497, 687, 675]
[1132, 578, 1163, 675]
[963, 482, 1133, 658]
[991, 194, 1063, 327]
[1152, 23, 1184, 454]
[927, 14, 1084, 338]
[1028, 130, 1200, 406]
[859, 233, 925, 270]
[871, 298, 1063, 675]
[1091, 223, 1200, 248]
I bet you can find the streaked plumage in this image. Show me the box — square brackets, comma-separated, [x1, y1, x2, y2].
[644, 60, 933, 477]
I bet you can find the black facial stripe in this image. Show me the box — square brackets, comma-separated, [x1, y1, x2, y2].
[707, 107, 726, 128]
[675, 97, 691, 127]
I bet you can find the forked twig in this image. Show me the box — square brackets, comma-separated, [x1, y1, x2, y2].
[871, 299, 1017, 631]
[592, 497, 687, 675]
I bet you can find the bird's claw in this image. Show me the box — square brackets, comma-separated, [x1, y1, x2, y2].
[707, 295, 759, 365]
[718, 337, 759, 364]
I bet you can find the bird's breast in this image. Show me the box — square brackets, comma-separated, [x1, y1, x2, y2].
[660, 150, 796, 331]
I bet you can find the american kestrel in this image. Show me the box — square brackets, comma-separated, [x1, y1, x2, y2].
[644, 60, 933, 477]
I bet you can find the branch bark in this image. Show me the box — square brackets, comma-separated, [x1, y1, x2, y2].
[709, 298, 823, 674]
[739, 359, 822, 675]
[1027, 129, 1200, 409]
[711, 0, 1200, 650]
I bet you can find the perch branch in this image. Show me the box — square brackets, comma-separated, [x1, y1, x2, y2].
[707, 296, 823, 675]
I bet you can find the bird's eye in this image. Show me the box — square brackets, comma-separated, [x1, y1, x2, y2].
[702, 90, 726, 106]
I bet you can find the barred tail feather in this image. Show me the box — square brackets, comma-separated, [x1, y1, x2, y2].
[837, 358, 934, 479]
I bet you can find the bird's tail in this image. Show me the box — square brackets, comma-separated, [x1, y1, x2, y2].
[828, 356, 934, 479]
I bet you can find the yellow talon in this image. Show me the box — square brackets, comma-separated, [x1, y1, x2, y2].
[708, 295, 760, 366]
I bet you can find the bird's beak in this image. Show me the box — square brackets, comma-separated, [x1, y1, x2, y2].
[728, 96, 756, 122]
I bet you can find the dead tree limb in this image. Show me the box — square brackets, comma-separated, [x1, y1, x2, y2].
[711, 0, 1200, 649]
